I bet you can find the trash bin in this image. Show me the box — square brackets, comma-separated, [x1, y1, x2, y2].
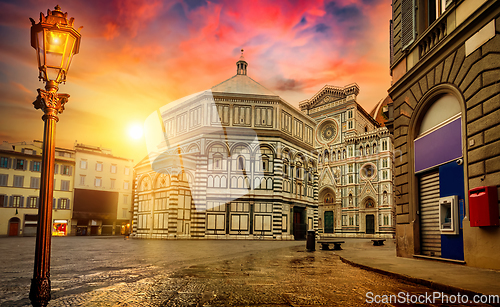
[306, 229, 315, 252]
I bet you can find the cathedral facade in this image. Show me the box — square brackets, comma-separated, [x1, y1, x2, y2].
[132, 55, 394, 240]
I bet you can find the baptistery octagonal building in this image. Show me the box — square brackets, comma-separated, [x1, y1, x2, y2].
[132, 54, 394, 240]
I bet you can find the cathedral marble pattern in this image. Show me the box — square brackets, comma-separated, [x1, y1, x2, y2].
[133, 55, 394, 240]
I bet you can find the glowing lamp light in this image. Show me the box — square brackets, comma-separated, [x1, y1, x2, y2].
[30, 5, 82, 84]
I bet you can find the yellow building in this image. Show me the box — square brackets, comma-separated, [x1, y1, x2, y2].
[72, 143, 134, 236]
[0, 141, 74, 236]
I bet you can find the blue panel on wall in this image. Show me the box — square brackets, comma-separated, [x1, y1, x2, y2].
[415, 117, 462, 173]
[439, 161, 464, 261]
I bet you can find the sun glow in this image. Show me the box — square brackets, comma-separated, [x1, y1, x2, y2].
[128, 124, 143, 140]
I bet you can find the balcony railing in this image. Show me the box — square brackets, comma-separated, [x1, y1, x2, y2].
[418, 19, 447, 59]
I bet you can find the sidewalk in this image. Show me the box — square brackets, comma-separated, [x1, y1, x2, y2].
[332, 238, 500, 297]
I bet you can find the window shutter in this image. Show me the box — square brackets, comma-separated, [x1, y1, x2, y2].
[67, 199, 71, 210]
[7, 158, 12, 169]
[58, 198, 61, 209]
[69, 166, 73, 176]
[20, 196, 24, 208]
[12, 159, 16, 169]
[401, 0, 416, 50]
[9, 196, 13, 207]
[23, 160, 27, 171]
[2, 195, 7, 207]
[27, 197, 30, 208]
[53, 198, 56, 209]
[54, 164, 59, 174]
[30, 161, 34, 171]
[33, 151, 37, 155]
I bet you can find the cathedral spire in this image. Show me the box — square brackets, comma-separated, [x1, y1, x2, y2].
[236, 49, 247, 75]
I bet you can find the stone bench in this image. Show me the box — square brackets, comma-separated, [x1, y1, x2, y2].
[371, 239, 386, 246]
[317, 240, 345, 250]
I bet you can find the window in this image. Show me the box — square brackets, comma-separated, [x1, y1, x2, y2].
[348, 175, 353, 184]
[58, 198, 69, 209]
[348, 110, 353, 119]
[401, 0, 416, 49]
[207, 214, 225, 231]
[0, 157, 9, 168]
[124, 181, 130, 190]
[96, 162, 103, 172]
[122, 209, 127, 218]
[342, 215, 347, 226]
[110, 179, 116, 189]
[111, 164, 117, 174]
[348, 147, 353, 157]
[61, 180, 70, 191]
[382, 170, 388, 180]
[348, 121, 353, 129]
[124, 195, 128, 204]
[124, 167, 130, 176]
[282, 214, 288, 232]
[12, 195, 23, 208]
[214, 156, 222, 170]
[95, 177, 102, 187]
[382, 158, 388, 168]
[61, 165, 71, 175]
[30, 177, 40, 189]
[28, 196, 38, 208]
[0, 174, 7, 186]
[13, 175, 24, 187]
[80, 159, 87, 169]
[254, 215, 272, 232]
[79, 175, 85, 185]
[261, 156, 269, 172]
[237, 156, 245, 170]
[382, 140, 388, 151]
[32, 161, 41, 172]
[15, 159, 25, 170]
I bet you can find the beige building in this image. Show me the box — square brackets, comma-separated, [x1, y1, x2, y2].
[72, 143, 134, 236]
[389, 0, 500, 269]
[0, 141, 75, 236]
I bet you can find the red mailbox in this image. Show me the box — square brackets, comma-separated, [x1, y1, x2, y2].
[469, 186, 499, 227]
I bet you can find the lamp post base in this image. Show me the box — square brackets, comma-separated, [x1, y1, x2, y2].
[29, 277, 51, 307]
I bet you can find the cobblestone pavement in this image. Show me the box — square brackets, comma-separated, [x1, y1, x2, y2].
[0, 237, 487, 306]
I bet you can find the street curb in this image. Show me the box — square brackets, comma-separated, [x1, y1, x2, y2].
[338, 255, 497, 306]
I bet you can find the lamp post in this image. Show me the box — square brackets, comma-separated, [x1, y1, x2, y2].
[29, 5, 81, 307]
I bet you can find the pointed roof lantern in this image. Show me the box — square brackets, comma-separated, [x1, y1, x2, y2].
[236, 49, 247, 75]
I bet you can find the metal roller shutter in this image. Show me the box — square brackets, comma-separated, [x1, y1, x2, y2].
[419, 171, 441, 257]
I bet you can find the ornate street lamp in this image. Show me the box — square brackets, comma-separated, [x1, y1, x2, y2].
[29, 5, 81, 307]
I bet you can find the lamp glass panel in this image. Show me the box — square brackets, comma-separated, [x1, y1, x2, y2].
[62, 35, 76, 71]
[45, 31, 68, 69]
[46, 67, 61, 82]
[37, 31, 45, 69]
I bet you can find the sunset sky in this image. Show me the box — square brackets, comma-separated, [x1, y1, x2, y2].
[0, 0, 392, 163]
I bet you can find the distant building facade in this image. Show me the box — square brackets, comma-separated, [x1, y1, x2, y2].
[0, 141, 133, 237]
[72, 143, 134, 236]
[0, 141, 75, 236]
[132, 55, 394, 240]
[389, 0, 500, 269]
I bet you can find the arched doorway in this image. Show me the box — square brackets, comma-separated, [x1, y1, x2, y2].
[413, 92, 465, 260]
[362, 197, 376, 234]
[8, 217, 20, 236]
[318, 187, 336, 235]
